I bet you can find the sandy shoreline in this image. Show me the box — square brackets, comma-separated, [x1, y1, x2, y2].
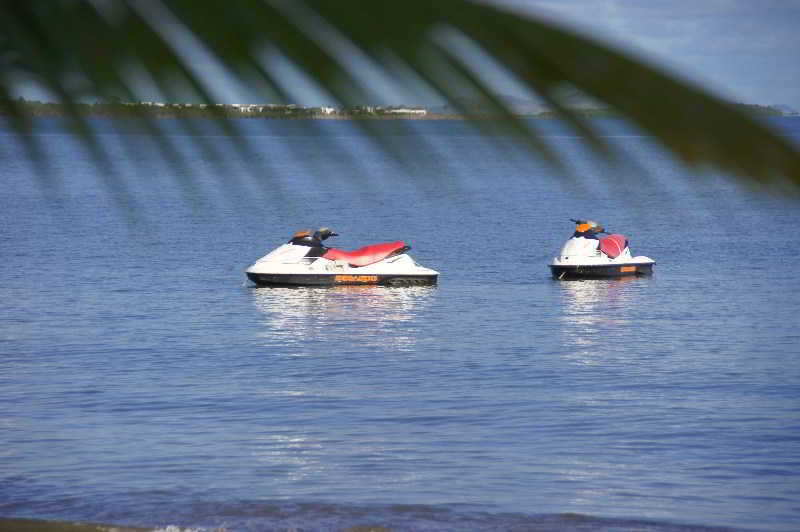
[0, 517, 148, 531]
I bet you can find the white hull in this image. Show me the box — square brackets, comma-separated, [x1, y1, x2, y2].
[550, 236, 655, 279]
[246, 243, 439, 286]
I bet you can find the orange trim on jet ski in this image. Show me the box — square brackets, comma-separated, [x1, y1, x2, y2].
[334, 274, 379, 283]
[323, 241, 407, 267]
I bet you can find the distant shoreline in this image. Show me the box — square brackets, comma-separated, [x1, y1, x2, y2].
[1, 100, 794, 121]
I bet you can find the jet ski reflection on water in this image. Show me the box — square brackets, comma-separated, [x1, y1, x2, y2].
[549, 219, 655, 279]
[246, 227, 439, 287]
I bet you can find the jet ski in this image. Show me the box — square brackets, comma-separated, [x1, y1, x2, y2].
[246, 227, 439, 287]
[549, 219, 655, 279]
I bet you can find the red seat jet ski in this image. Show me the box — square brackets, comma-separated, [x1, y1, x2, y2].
[549, 219, 655, 279]
[246, 228, 439, 286]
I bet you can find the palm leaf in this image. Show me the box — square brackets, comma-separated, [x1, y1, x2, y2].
[1, 0, 797, 191]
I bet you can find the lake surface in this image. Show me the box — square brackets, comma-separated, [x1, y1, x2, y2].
[1, 116, 799, 531]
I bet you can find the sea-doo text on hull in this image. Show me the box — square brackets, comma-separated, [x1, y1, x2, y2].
[549, 219, 655, 279]
[246, 228, 439, 287]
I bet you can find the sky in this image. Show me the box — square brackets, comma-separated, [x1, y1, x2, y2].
[12, 0, 799, 110]
[245, 0, 800, 109]
[499, 0, 800, 109]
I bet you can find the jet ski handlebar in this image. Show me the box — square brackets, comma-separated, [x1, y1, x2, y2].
[314, 228, 338, 240]
[570, 219, 606, 234]
[289, 227, 338, 245]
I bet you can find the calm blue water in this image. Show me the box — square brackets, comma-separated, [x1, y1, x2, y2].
[1, 116, 799, 531]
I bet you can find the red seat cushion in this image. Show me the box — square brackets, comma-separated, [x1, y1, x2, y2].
[323, 241, 407, 267]
[599, 234, 627, 258]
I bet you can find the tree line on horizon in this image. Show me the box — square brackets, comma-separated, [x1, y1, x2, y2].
[1, 97, 791, 120]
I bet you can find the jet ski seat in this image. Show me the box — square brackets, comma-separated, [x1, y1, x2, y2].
[323, 241, 408, 267]
[599, 234, 628, 258]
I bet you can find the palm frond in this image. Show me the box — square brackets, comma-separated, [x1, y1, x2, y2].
[1, 0, 797, 190]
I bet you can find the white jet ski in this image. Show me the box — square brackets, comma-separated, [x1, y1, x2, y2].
[549, 219, 655, 279]
[246, 227, 439, 287]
